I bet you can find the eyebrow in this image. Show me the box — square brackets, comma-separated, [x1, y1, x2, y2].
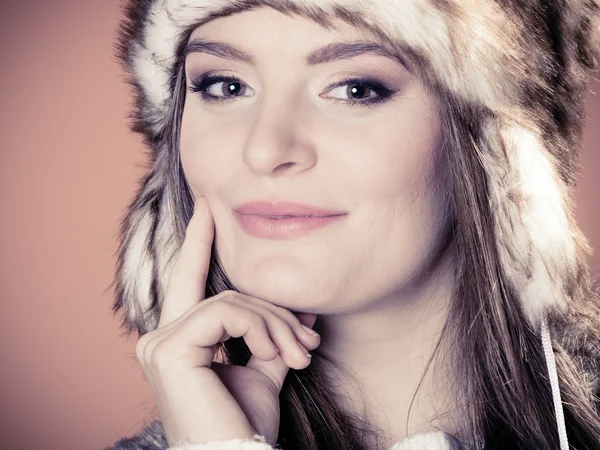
[184, 38, 408, 68]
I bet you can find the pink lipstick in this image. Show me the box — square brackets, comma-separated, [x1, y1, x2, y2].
[233, 201, 347, 239]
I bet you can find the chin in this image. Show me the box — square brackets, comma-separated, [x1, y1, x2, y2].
[231, 268, 324, 311]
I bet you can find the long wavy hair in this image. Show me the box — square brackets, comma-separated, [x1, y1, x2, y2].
[113, 7, 600, 449]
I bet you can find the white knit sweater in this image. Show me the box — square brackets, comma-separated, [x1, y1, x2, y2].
[170, 431, 450, 449]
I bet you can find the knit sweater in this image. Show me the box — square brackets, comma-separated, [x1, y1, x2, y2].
[105, 419, 453, 450]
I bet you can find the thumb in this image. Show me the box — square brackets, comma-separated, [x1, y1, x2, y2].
[246, 313, 318, 394]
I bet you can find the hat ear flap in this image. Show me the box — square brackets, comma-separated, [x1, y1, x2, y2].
[111, 172, 181, 337]
[478, 116, 590, 327]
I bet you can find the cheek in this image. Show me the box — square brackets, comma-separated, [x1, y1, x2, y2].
[376, 120, 445, 241]
[333, 102, 442, 205]
[338, 103, 446, 281]
[180, 108, 205, 193]
[179, 109, 237, 195]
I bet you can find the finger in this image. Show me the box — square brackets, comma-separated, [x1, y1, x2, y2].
[245, 312, 318, 394]
[219, 296, 318, 368]
[146, 293, 319, 377]
[218, 293, 321, 350]
[155, 301, 279, 370]
[137, 323, 223, 375]
[158, 196, 214, 328]
[156, 297, 313, 372]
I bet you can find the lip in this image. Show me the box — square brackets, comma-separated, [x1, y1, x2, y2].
[233, 201, 347, 239]
[233, 201, 346, 217]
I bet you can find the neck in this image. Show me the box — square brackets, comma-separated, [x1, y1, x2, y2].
[312, 247, 460, 448]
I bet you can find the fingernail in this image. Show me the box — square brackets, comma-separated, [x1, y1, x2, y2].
[301, 324, 320, 337]
[300, 343, 312, 358]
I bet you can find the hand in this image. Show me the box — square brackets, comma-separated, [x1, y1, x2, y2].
[135, 196, 321, 447]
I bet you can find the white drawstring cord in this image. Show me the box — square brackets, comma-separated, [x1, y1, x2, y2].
[540, 314, 569, 450]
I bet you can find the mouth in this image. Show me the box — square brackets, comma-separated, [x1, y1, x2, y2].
[233, 211, 347, 239]
[257, 214, 333, 219]
[233, 200, 347, 218]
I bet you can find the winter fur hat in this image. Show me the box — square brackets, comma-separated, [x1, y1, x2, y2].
[112, 0, 600, 337]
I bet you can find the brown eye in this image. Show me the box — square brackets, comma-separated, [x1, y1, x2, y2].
[346, 84, 374, 100]
[188, 74, 254, 102]
[219, 80, 247, 97]
[322, 76, 395, 107]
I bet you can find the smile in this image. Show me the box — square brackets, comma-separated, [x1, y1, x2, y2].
[233, 212, 347, 239]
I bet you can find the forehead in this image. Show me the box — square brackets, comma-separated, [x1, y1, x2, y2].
[184, 6, 409, 72]
[188, 6, 381, 46]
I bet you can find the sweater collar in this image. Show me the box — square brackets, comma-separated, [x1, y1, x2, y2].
[388, 431, 451, 450]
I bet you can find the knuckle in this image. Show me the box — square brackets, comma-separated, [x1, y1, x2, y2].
[274, 305, 300, 325]
[200, 290, 237, 307]
[203, 297, 233, 314]
[217, 289, 238, 299]
[148, 340, 172, 369]
[246, 308, 267, 329]
[261, 308, 284, 329]
[200, 292, 277, 334]
[222, 289, 237, 296]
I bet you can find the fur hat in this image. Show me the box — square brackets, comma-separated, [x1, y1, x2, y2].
[112, 0, 600, 336]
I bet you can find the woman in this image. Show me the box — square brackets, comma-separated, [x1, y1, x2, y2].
[106, 0, 600, 449]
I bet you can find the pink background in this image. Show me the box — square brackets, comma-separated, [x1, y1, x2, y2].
[0, 1, 598, 449]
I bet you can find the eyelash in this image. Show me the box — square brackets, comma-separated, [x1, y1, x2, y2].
[187, 73, 396, 108]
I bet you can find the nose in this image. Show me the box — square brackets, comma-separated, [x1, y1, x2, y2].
[242, 95, 317, 177]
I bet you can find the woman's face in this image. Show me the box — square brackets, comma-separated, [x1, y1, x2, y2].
[180, 7, 449, 314]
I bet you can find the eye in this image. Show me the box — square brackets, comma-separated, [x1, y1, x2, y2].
[322, 76, 396, 107]
[188, 74, 254, 102]
[188, 73, 396, 108]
